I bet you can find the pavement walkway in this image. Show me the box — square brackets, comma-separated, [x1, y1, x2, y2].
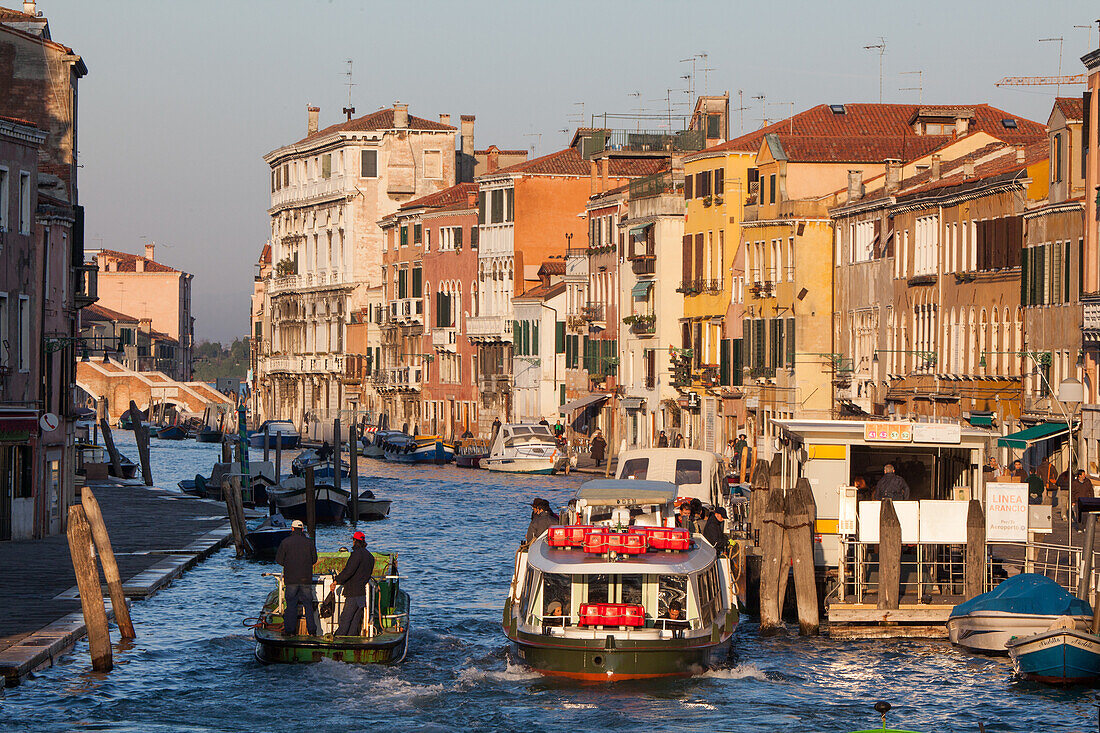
[0, 479, 231, 684]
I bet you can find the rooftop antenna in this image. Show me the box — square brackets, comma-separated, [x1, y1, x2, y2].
[679, 55, 698, 99]
[1039, 36, 1065, 98]
[752, 93, 767, 127]
[523, 132, 542, 156]
[864, 37, 886, 103]
[1073, 24, 1095, 50]
[628, 91, 644, 130]
[899, 70, 923, 105]
[733, 90, 749, 135]
[343, 59, 356, 121]
[568, 101, 585, 128]
[699, 52, 714, 97]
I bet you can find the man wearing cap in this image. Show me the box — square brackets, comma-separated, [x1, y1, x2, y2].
[525, 498, 557, 543]
[276, 519, 318, 636]
[331, 530, 375, 636]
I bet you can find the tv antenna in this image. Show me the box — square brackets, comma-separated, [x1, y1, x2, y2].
[732, 90, 750, 135]
[1039, 36, 1065, 97]
[864, 37, 886, 103]
[523, 132, 542, 156]
[343, 59, 356, 121]
[1074, 21, 1099, 50]
[752, 93, 767, 127]
[899, 70, 923, 105]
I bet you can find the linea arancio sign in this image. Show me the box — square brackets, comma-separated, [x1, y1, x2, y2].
[863, 422, 913, 442]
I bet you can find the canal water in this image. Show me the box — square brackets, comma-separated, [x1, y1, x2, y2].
[2, 432, 1098, 732]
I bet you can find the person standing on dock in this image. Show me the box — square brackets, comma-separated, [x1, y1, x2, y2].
[331, 530, 375, 636]
[276, 520, 318, 636]
[526, 498, 557, 543]
[491, 417, 502, 438]
[872, 463, 910, 501]
[657, 430, 669, 447]
[590, 430, 607, 467]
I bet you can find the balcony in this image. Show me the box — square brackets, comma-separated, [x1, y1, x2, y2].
[467, 315, 512, 342]
[73, 263, 98, 309]
[382, 298, 424, 329]
[750, 365, 777, 379]
[703, 279, 722, 294]
[631, 258, 656, 276]
[269, 269, 355, 295]
[432, 327, 457, 352]
[263, 354, 346, 374]
[478, 373, 512, 393]
[623, 314, 656, 336]
[748, 281, 775, 298]
[583, 129, 704, 158]
[581, 303, 605, 324]
[1085, 294, 1100, 344]
[629, 170, 682, 200]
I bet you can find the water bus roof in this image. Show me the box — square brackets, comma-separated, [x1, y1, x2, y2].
[576, 479, 678, 506]
[772, 418, 990, 447]
[527, 534, 715, 575]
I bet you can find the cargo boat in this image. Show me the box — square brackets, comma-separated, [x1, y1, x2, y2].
[503, 479, 737, 680]
[253, 550, 409, 664]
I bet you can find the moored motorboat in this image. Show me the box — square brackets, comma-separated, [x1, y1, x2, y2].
[503, 479, 737, 680]
[455, 438, 489, 468]
[363, 429, 400, 458]
[196, 426, 222, 443]
[156, 423, 188, 440]
[946, 573, 1092, 655]
[253, 550, 409, 664]
[382, 433, 454, 464]
[483, 423, 563, 475]
[244, 514, 293, 560]
[291, 450, 350, 479]
[355, 490, 391, 521]
[1006, 624, 1100, 685]
[267, 476, 349, 523]
[250, 420, 300, 449]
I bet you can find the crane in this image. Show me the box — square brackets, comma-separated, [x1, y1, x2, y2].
[995, 74, 1086, 87]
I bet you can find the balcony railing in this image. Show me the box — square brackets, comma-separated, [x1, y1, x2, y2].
[1085, 294, 1100, 339]
[750, 365, 777, 379]
[631, 258, 656, 276]
[386, 365, 422, 392]
[629, 170, 682, 200]
[581, 303, 605, 322]
[73, 263, 98, 309]
[629, 316, 656, 335]
[467, 315, 512, 340]
[432, 328, 457, 351]
[269, 269, 355, 294]
[585, 129, 704, 158]
[677, 279, 700, 295]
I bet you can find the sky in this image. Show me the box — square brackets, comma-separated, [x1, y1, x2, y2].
[33, 0, 1100, 343]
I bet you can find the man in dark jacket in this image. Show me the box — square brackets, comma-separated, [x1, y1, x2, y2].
[276, 519, 318, 636]
[702, 507, 728, 552]
[525, 498, 557, 542]
[657, 431, 669, 447]
[331, 530, 376, 636]
[872, 463, 910, 501]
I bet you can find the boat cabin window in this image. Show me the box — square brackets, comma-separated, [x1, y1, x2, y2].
[695, 565, 721, 626]
[505, 427, 554, 447]
[849, 445, 974, 501]
[520, 569, 541, 623]
[586, 574, 610, 604]
[583, 574, 645, 606]
[543, 573, 571, 623]
[620, 458, 649, 480]
[621, 575, 642, 605]
[674, 459, 702, 485]
[658, 575, 688, 619]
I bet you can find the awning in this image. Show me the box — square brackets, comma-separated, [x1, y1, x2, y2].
[622, 397, 645, 410]
[630, 280, 653, 298]
[559, 393, 609, 415]
[968, 411, 994, 427]
[998, 422, 1070, 450]
[628, 223, 652, 236]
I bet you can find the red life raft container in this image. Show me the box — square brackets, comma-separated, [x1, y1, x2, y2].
[583, 529, 611, 554]
[639, 527, 690, 551]
[547, 524, 595, 548]
[578, 603, 646, 627]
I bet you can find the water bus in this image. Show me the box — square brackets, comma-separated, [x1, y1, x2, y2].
[503, 479, 737, 680]
[253, 550, 409, 664]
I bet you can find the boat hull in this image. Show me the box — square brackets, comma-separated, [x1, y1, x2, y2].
[507, 627, 733, 680]
[254, 630, 409, 664]
[195, 429, 222, 443]
[1007, 629, 1100, 684]
[384, 442, 454, 464]
[947, 612, 1092, 655]
[250, 433, 300, 449]
[455, 453, 485, 468]
[245, 528, 292, 560]
[355, 498, 391, 521]
[484, 456, 556, 475]
[269, 487, 348, 524]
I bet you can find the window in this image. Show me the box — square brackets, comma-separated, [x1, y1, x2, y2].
[398, 268, 408, 299]
[321, 153, 331, 179]
[412, 266, 422, 297]
[1052, 133, 1063, 183]
[555, 321, 565, 353]
[684, 174, 693, 200]
[400, 226, 408, 247]
[706, 114, 720, 138]
[18, 172, 30, 234]
[17, 295, 28, 371]
[424, 150, 443, 179]
[414, 224, 422, 245]
[697, 171, 710, 198]
[0, 294, 7, 367]
[506, 189, 514, 222]
[0, 168, 7, 231]
[491, 189, 504, 223]
[360, 149, 377, 178]
[478, 192, 487, 224]
[768, 174, 776, 204]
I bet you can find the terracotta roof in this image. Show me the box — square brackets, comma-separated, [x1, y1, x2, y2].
[697, 103, 1046, 160]
[93, 248, 180, 274]
[485, 147, 666, 178]
[538, 260, 566, 276]
[515, 280, 566, 301]
[259, 244, 271, 264]
[771, 134, 947, 163]
[895, 140, 1048, 198]
[0, 114, 37, 128]
[475, 148, 527, 155]
[148, 329, 178, 345]
[83, 303, 139, 324]
[296, 107, 455, 145]
[398, 182, 477, 212]
[0, 6, 39, 21]
[1054, 97, 1084, 122]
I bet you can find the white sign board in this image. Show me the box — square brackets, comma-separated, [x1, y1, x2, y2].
[918, 500, 970, 543]
[912, 423, 961, 444]
[838, 486, 858, 535]
[858, 500, 920, 543]
[986, 483, 1029, 542]
[1029, 505, 1053, 534]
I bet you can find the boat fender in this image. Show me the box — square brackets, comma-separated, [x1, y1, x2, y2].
[1048, 615, 1078, 631]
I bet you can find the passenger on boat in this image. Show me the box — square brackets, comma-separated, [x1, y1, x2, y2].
[664, 601, 689, 636]
[317, 441, 333, 462]
[331, 530, 376, 636]
[491, 417, 502, 438]
[553, 420, 564, 439]
[547, 600, 563, 616]
[702, 507, 727, 552]
[872, 463, 910, 501]
[525, 498, 557, 542]
[276, 520, 318, 636]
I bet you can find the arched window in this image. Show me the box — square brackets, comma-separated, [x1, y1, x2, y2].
[979, 309, 988, 374]
[991, 308, 1000, 374]
[1014, 307, 1023, 377]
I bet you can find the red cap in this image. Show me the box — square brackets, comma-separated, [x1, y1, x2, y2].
[352, 531, 365, 541]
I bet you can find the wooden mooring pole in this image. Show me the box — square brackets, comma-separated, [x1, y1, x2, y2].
[749, 459, 771, 538]
[263, 425, 270, 464]
[221, 438, 231, 464]
[878, 498, 901, 610]
[788, 478, 819, 635]
[80, 487, 135, 639]
[305, 466, 317, 551]
[758, 466, 786, 634]
[1078, 513, 1097, 600]
[965, 499, 986, 600]
[274, 433, 282, 483]
[66, 505, 113, 672]
[128, 400, 153, 486]
[99, 418, 122, 478]
[223, 478, 247, 556]
[333, 417, 342, 500]
[349, 424, 359, 523]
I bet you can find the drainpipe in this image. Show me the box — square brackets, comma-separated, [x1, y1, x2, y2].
[541, 301, 559, 416]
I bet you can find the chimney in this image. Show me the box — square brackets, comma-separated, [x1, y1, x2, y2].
[954, 116, 969, 136]
[439, 113, 451, 126]
[145, 242, 155, 261]
[22, 1, 34, 15]
[135, 257, 145, 273]
[96, 251, 107, 271]
[600, 157, 609, 193]
[393, 102, 408, 129]
[930, 154, 941, 181]
[1016, 145, 1026, 163]
[963, 160, 975, 179]
[884, 159, 902, 194]
[307, 106, 320, 135]
[139, 318, 152, 335]
[486, 145, 500, 173]
[847, 170, 864, 201]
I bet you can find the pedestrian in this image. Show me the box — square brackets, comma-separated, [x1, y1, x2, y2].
[673, 433, 684, 448]
[733, 433, 748, 472]
[723, 439, 737, 462]
[276, 519, 318, 636]
[983, 456, 999, 483]
[491, 417, 502, 438]
[1011, 459, 1029, 482]
[702, 506, 727, 552]
[330, 530, 375, 636]
[1071, 469, 1094, 520]
[657, 430, 669, 447]
[872, 463, 910, 501]
[590, 430, 607, 466]
[553, 420, 564, 438]
[526, 498, 558, 542]
[317, 440, 333, 462]
[1027, 470, 1045, 506]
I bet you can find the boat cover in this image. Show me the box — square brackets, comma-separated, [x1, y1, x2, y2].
[949, 573, 1092, 618]
[576, 479, 678, 506]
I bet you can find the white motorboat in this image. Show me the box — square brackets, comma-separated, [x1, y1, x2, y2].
[483, 423, 563, 475]
[250, 420, 300, 449]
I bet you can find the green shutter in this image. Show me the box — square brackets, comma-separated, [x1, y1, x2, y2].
[785, 317, 796, 368]
[400, 226, 408, 246]
[1064, 242, 1071, 303]
[412, 267, 422, 297]
[455, 227, 463, 247]
[743, 319, 751, 370]
[1021, 246, 1029, 306]
[732, 338, 743, 386]
[754, 320, 765, 369]
[532, 322, 539, 355]
[719, 339, 730, 385]
[556, 321, 565, 353]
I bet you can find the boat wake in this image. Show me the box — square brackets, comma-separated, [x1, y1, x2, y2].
[456, 661, 541, 686]
[697, 663, 769, 681]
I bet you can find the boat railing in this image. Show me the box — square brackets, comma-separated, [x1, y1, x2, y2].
[838, 538, 1100, 604]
